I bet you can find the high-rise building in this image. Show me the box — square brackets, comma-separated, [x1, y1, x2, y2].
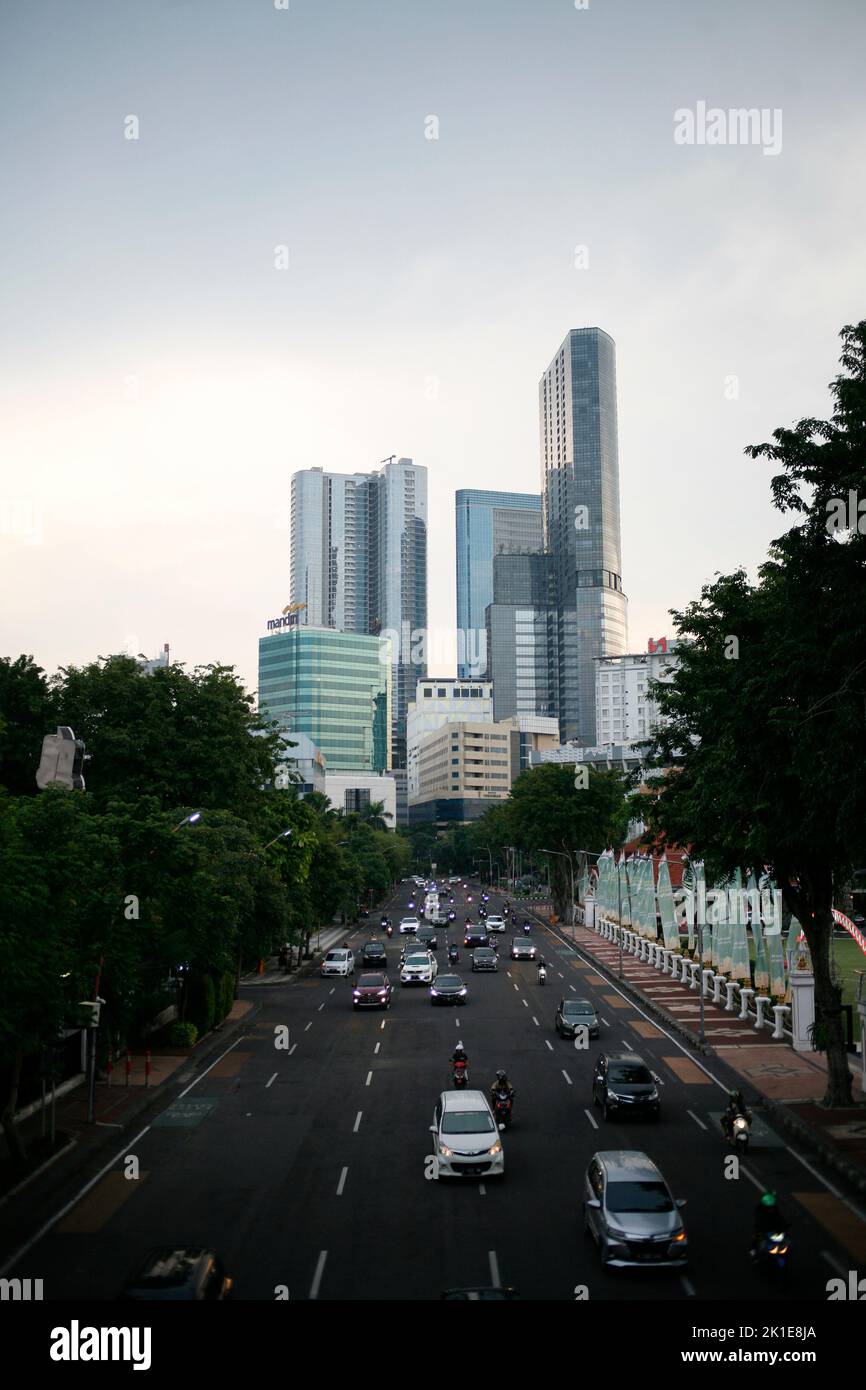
[485, 551, 556, 722]
[595, 642, 679, 745]
[455, 489, 542, 679]
[258, 626, 392, 773]
[290, 457, 427, 781]
[539, 329, 628, 743]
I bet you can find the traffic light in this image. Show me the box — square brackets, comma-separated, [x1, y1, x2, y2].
[36, 726, 88, 790]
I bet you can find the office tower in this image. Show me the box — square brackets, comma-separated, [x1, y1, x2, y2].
[258, 626, 391, 773]
[455, 490, 542, 679]
[539, 328, 628, 743]
[485, 551, 556, 722]
[595, 642, 680, 745]
[290, 457, 427, 780]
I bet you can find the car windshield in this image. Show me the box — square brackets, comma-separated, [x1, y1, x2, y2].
[442, 1110, 496, 1135]
[564, 1002, 595, 1016]
[326, 952, 346, 961]
[436, 976, 461, 988]
[606, 1180, 673, 1214]
[359, 975, 385, 986]
[609, 1064, 653, 1085]
[405, 955, 429, 965]
[475, 949, 494, 958]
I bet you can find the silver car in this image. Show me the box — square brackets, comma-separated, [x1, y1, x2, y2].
[583, 1151, 688, 1269]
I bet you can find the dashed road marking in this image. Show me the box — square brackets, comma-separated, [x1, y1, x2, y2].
[309, 1250, 328, 1300]
[687, 1110, 707, 1131]
[545, 1040, 554, 1051]
[374, 1042, 381, 1054]
[532, 1016, 539, 1027]
[266, 1073, 278, 1089]
[489, 1250, 500, 1284]
[522, 999, 528, 1009]
[318, 1002, 326, 1012]
[304, 1022, 312, 1032]
[336, 1167, 348, 1196]
[562, 1070, 573, 1086]
[353, 1111, 362, 1133]
[365, 1071, 373, 1087]
[584, 1109, 598, 1130]
[289, 1043, 298, 1055]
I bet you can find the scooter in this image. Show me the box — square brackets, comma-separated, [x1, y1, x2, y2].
[493, 1088, 514, 1129]
[452, 1060, 469, 1089]
[448, 945, 459, 964]
[537, 965, 547, 985]
[723, 1110, 751, 1153]
[384, 923, 394, 938]
[751, 1229, 791, 1276]
[523, 922, 531, 936]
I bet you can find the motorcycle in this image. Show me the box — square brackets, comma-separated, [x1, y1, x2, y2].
[523, 922, 531, 936]
[452, 1060, 469, 1089]
[493, 1088, 514, 1129]
[723, 1110, 751, 1153]
[385, 924, 394, 938]
[537, 965, 547, 985]
[751, 1229, 791, 1276]
[448, 945, 459, 964]
[447, 910, 456, 922]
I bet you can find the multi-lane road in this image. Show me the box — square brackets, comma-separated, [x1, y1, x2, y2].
[3, 879, 864, 1301]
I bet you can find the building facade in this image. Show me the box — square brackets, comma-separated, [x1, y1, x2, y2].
[258, 626, 391, 774]
[539, 329, 629, 744]
[406, 677, 494, 801]
[594, 642, 680, 745]
[485, 551, 556, 722]
[323, 771, 398, 827]
[411, 718, 514, 824]
[290, 457, 427, 781]
[455, 489, 542, 679]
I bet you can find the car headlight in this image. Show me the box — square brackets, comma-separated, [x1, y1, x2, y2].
[459, 988, 467, 995]
[671, 1230, 687, 1244]
[439, 1144, 452, 1157]
[648, 1089, 659, 1101]
[352, 991, 360, 997]
[377, 991, 387, 998]
[488, 1142, 502, 1156]
[606, 1091, 622, 1102]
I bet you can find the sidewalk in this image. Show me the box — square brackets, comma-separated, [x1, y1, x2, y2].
[544, 915, 866, 1193]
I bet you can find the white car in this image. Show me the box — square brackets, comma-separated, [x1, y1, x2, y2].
[430, 1090, 505, 1179]
[321, 948, 354, 977]
[486, 915, 506, 933]
[400, 916, 420, 934]
[401, 951, 438, 985]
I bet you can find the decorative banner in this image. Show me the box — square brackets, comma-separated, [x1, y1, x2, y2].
[639, 856, 655, 940]
[657, 855, 680, 952]
[620, 854, 633, 927]
[749, 870, 769, 992]
[730, 868, 751, 984]
[681, 857, 696, 955]
[709, 881, 729, 973]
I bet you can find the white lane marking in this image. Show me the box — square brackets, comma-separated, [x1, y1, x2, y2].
[738, 1164, 765, 1194]
[0, 1123, 152, 1276]
[584, 1108, 599, 1130]
[568, 984, 576, 992]
[365, 1071, 373, 1086]
[489, 1250, 500, 1285]
[513, 983, 519, 992]
[622, 1039, 633, 1050]
[336, 1166, 348, 1196]
[329, 988, 336, 995]
[522, 999, 528, 1009]
[562, 1070, 573, 1086]
[821, 1250, 848, 1278]
[680, 1275, 696, 1297]
[309, 1251, 328, 1300]
[374, 1042, 381, 1055]
[558, 971, 565, 978]
[318, 1002, 326, 1012]
[687, 1109, 707, 1131]
[545, 1040, 554, 1051]
[532, 1016, 539, 1026]
[266, 1072, 278, 1089]
[788, 1147, 866, 1224]
[380, 1019, 386, 1030]
[304, 1022, 313, 1032]
[456, 1017, 460, 1026]
[179, 1036, 245, 1099]
[289, 1043, 298, 1055]
[600, 1017, 609, 1026]
[479, 1182, 486, 1196]
[353, 1111, 363, 1133]
[506, 971, 513, 979]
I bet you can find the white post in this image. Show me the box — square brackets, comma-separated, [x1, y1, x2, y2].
[754, 995, 772, 1031]
[712, 974, 726, 1005]
[724, 981, 738, 1013]
[738, 987, 755, 1020]
[701, 968, 714, 997]
[771, 1004, 789, 1040]
[789, 970, 817, 1053]
[688, 962, 701, 990]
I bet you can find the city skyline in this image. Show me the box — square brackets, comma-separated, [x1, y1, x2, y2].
[2, 1, 864, 702]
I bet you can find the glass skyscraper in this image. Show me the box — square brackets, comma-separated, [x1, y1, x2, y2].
[290, 458, 427, 773]
[455, 489, 542, 679]
[539, 329, 628, 743]
[258, 627, 391, 773]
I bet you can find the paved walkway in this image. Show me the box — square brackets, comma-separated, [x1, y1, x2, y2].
[550, 919, 866, 1188]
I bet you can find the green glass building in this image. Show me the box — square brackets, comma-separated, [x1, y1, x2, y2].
[258, 626, 392, 773]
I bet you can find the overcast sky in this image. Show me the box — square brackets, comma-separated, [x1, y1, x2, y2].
[2, 0, 864, 699]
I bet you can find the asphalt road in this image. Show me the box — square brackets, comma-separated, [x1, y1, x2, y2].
[3, 880, 865, 1301]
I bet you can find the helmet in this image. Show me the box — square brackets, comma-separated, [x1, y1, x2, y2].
[729, 1088, 740, 1100]
[457, 1041, 465, 1050]
[496, 1069, 506, 1081]
[760, 1191, 777, 1208]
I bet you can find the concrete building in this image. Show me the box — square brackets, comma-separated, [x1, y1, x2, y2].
[540, 328, 629, 744]
[594, 641, 680, 745]
[485, 551, 556, 722]
[324, 771, 397, 827]
[258, 626, 391, 774]
[410, 716, 558, 824]
[406, 677, 494, 802]
[530, 741, 648, 776]
[455, 489, 542, 678]
[277, 731, 326, 796]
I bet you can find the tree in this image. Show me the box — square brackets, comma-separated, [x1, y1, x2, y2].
[0, 656, 57, 796]
[644, 322, 866, 1107]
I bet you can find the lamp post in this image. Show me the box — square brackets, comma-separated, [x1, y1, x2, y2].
[480, 844, 494, 886]
[172, 811, 201, 833]
[538, 849, 575, 936]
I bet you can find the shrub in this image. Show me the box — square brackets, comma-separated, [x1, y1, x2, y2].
[169, 1021, 198, 1048]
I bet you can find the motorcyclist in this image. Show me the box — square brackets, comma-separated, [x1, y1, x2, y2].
[489, 1068, 514, 1107]
[722, 1087, 751, 1138]
[452, 1042, 468, 1068]
[523, 920, 531, 935]
[448, 943, 459, 963]
[752, 1191, 787, 1254]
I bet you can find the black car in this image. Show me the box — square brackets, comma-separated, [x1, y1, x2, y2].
[592, 1053, 660, 1121]
[120, 1247, 232, 1300]
[361, 940, 388, 968]
[417, 926, 439, 951]
[430, 974, 468, 1005]
[471, 947, 498, 972]
[556, 997, 600, 1039]
[464, 928, 490, 948]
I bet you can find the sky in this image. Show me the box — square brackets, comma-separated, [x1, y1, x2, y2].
[2, 0, 865, 699]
